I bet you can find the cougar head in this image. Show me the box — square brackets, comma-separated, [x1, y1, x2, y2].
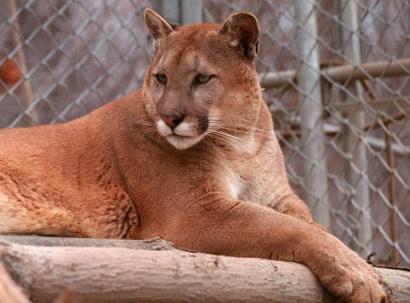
[143, 8, 261, 150]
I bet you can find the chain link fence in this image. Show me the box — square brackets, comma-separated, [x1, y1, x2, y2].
[1, 0, 409, 268]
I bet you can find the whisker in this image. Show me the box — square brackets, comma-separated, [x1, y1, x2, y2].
[208, 130, 247, 146]
[206, 135, 235, 147]
[209, 121, 270, 134]
[211, 129, 246, 141]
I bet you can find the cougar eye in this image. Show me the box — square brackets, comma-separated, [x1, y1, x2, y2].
[195, 74, 213, 85]
[154, 73, 167, 85]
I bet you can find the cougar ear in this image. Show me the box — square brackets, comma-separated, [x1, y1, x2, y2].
[144, 8, 174, 41]
[219, 12, 260, 60]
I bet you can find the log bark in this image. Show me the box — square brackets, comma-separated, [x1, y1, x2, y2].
[0, 235, 175, 250]
[0, 239, 409, 303]
[0, 262, 30, 303]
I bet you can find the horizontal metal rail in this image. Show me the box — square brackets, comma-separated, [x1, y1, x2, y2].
[270, 96, 410, 116]
[331, 96, 410, 113]
[260, 58, 410, 88]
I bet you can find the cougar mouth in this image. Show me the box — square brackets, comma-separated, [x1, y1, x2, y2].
[166, 133, 205, 149]
[156, 119, 206, 149]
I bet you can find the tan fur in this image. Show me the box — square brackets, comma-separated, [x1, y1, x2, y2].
[0, 9, 386, 303]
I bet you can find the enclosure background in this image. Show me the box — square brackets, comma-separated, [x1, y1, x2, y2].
[0, 0, 409, 267]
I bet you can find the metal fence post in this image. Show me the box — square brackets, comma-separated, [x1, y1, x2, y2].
[181, 0, 202, 24]
[153, 0, 180, 24]
[337, 0, 372, 257]
[294, 0, 330, 227]
[153, 0, 202, 25]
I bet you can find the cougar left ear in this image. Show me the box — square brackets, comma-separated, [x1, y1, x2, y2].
[144, 8, 174, 51]
[219, 12, 260, 60]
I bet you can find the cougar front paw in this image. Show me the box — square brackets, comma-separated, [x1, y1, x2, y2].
[345, 256, 387, 303]
[307, 234, 387, 303]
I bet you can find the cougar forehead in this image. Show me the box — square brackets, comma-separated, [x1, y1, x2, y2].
[152, 25, 234, 73]
[155, 46, 216, 78]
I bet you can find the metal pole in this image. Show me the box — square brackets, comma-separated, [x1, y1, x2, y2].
[153, 0, 202, 25]
[181, 0, 202, 24]
[152, 0, 181, 24]
[294, 0, 330, 227]
[337, 0, 372, 257]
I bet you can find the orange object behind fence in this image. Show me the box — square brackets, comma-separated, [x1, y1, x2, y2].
[0, 57, 20, 86]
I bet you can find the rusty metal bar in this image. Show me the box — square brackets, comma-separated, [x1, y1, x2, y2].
[7, 0, 38, 124]
[385, 124, 400, 266]
[260, 58, 410, 88]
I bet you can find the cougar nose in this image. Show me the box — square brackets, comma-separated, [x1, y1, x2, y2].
[160, 112, 184, 130]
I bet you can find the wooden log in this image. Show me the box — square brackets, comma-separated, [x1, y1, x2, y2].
[0, 262, 30, 303]
[0, 240, 409, 303]
[0, 260, 79, 303]
[0, 235, 175, 251]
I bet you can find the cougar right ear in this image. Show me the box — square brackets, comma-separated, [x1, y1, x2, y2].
[144, 8, 174, 41]
[219, 12, 260, 60]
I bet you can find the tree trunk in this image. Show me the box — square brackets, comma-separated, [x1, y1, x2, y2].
[0, 238, 408, 303]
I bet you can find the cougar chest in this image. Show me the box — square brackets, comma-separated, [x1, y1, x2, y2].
[224, 166, 243, 200]
[221, 155, 278, 206]
[222, 158, 261, 201]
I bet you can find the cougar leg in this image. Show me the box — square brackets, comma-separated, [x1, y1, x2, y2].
[163, 197, 386, 303]
[0, 192, 83, 236]
[269, 192, 314, 224]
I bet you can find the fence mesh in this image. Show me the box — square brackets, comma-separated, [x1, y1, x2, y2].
[1, 0, 409, 268]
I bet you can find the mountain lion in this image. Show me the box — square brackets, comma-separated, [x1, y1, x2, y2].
[0, 8, 386, 303]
